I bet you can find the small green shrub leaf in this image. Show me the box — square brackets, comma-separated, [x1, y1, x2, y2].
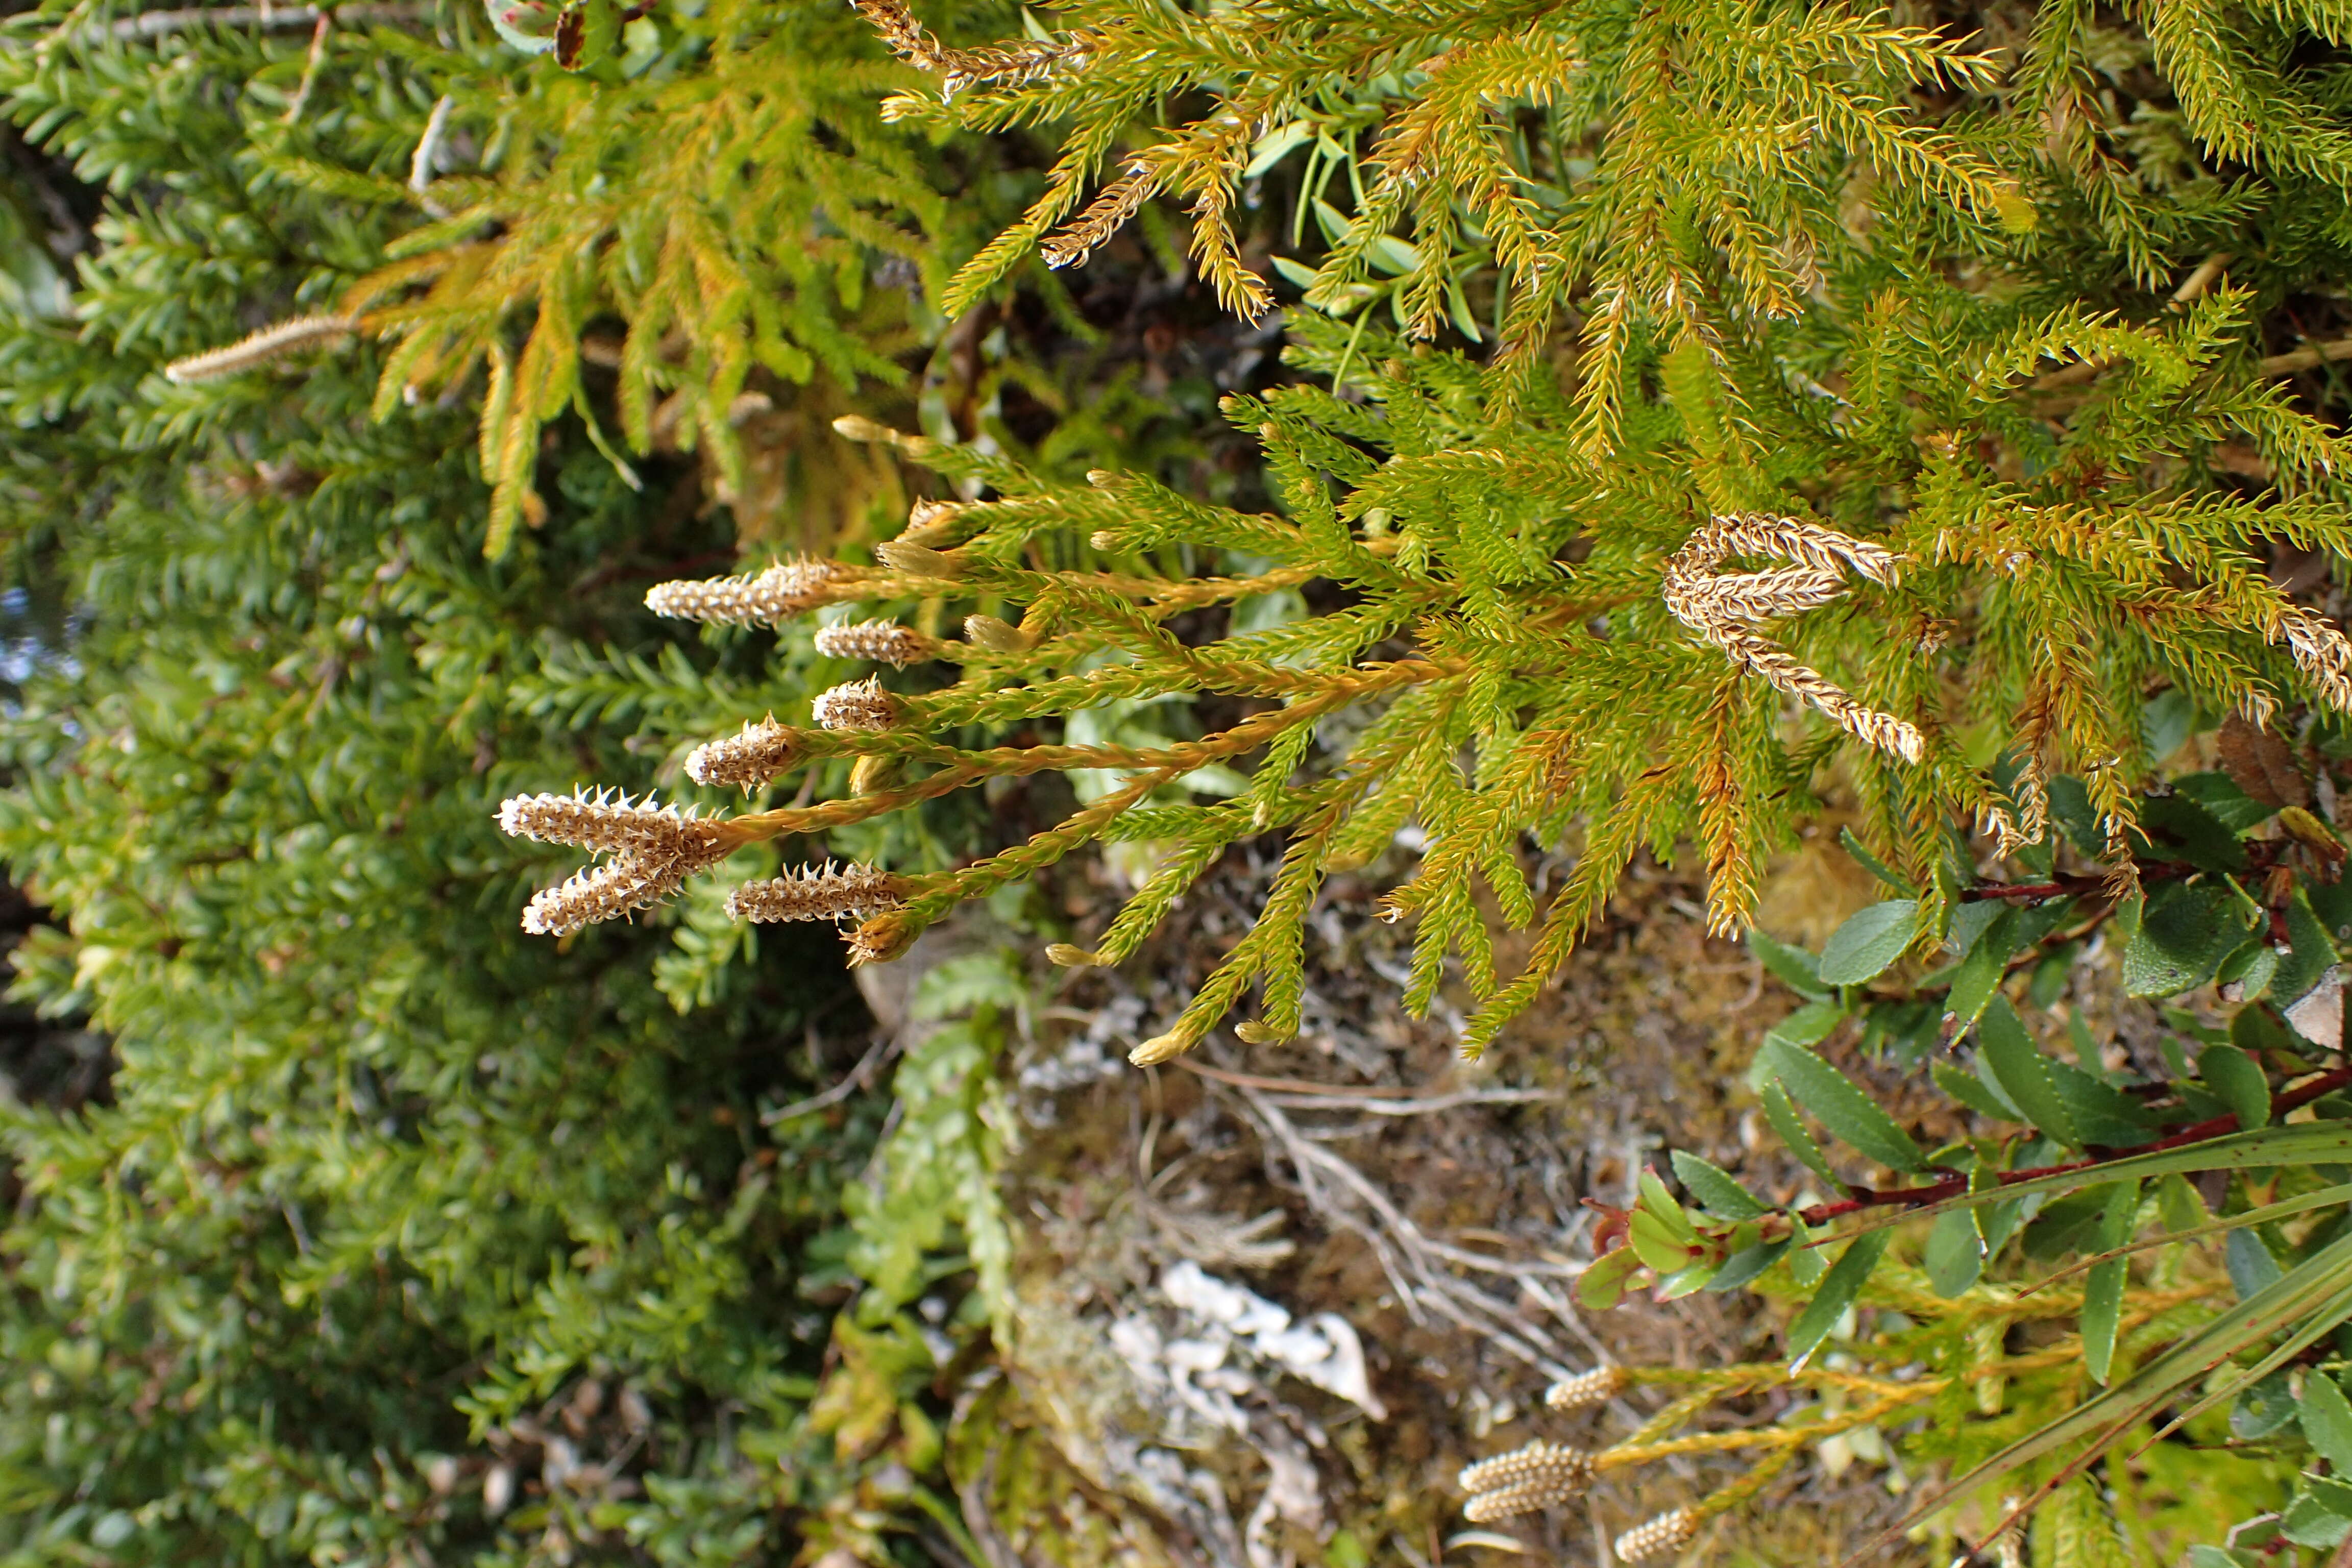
[1817, 899, 1920, 985]
[1748, 928, 1829, 999]
[2122, 882, 2257, 998]
[1761, 999, 1847, 1054]
[1932, 1057, 2022, 1122]
[1923, 1206, 1983, 1297]
[1944, 905, 2022, 1033]
[2198, 1043, 2272, 1131]
[1838, 828, 1918, 896]
[1704, 1239, 1788, 1293]
[1975, 998, 2079, 1149]
[2080, 1181, 2139, 1384]
[1785, 1229, 1892, 1369]
[2233, 1369, 2300, 1439]
[1577, 1245, 1645, 1311]
[1760, 1081, 1845, 1192]
[2227, 1228, 2284, 1300]
[2301, 1370, 2352, 1472]
[2133, 791, 2250, 871]
[1761, 1039, 1927, 1173]
[2281, 1488, 2352, 1550]
[2275, 888, 2340, 1008]
[2045, 1057, 2157, 1147]
[1671, 1150, 1769, 1219]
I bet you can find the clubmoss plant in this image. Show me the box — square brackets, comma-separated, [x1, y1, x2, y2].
[499, 332, 2352, 1071]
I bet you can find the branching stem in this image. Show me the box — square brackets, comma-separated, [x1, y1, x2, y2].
[1798, 1065, 2352, 1225]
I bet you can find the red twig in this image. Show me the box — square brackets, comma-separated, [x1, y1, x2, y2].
[1959, 876, 2104, 903]
[1797, 1065, 2352, 1226]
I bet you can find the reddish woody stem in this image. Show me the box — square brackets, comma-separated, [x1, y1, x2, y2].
[1797, 1065, 2352, 1226]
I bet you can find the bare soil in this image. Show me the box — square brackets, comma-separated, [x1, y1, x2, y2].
[972, 831, 1939, 1568]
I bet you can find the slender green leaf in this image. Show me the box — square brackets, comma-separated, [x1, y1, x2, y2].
[1818, 900, 1920, 985]
[1761, 1039, 1926, 1173]
[2301, 1370, 2352, 1472]
[1924, 1206, 1984, 1297]
[1838, 1123, 2352, 1239]
[2080, 1180, 2138, 1384]
[1785, 1230, 1892, 1369]
[1671, 1150, 1768, 1220]
[2032, 1182, 2352, 1290]
[1976, 997, 2079, 1148]
[2199, 1043, 2272, 1131]
[1749, 928, 1829, 1000]
[1870, 1227, 2352, 1549]
[1839, 828, 1918, 896]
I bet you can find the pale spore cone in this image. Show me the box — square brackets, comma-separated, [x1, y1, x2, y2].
[1544, 1366, 1630, 1412]
[725, 862, 902, 924]
[644, 556, 846, 627]
[522, 854, 683, 937]
[686, 717, 798, 792]
[1662, 513, 1923, 764]
[163, 313, 363, 384]
[499, 789, 718, 856]
[814, 619, 936, 668]
[1457, 1441, 1594, 1523]
[499, 791, 739, 935]
[1613, 1507, 1699, 1562]
[2278, 605, 2352, 712]
[813, 675, 903, 732]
